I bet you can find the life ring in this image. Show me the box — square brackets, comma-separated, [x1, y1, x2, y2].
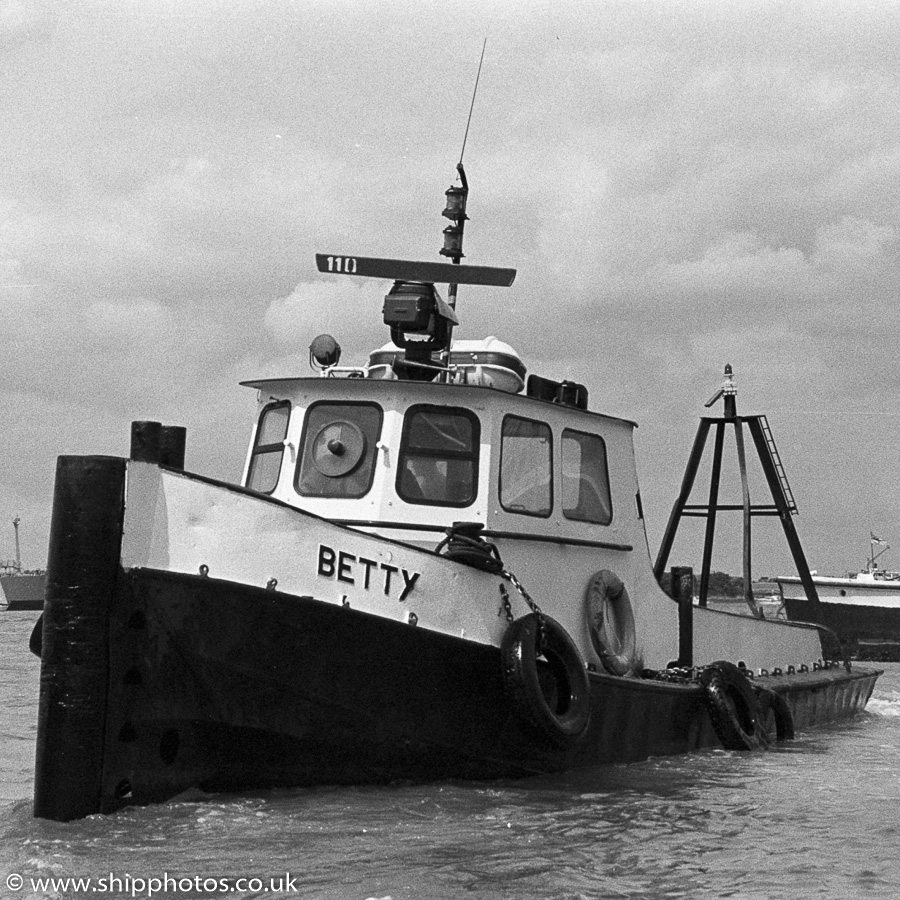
[501, 613, 591, 747]
[585, 570, 637, 676]
[700, 660, 764, 751]
[753, 684, 795, 742]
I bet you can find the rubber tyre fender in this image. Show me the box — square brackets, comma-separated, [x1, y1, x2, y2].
[29, 613, 43, 658]
[753, 684, 795, 742]
[585, 570, 637, 676]
[501, 613, 591, 747]
[700, 660, 764, 751]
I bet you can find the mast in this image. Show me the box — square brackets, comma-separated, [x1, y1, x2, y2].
[13, 515, 21, 571]
[868, 534, 889, 572]
[439, 163, 468, 361]
[440, 162, 468, 312]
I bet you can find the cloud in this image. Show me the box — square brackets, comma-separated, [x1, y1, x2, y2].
[264, 277, 378, 357]
[2, 0, 900, 575]
[813, 216, 896, 267]
[0, 0, 55, 46]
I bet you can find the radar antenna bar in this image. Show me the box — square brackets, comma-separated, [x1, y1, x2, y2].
[315, 254, 515, 287]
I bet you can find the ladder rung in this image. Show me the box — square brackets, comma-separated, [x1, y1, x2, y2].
[681, 507, 784, 516]
[759, 415, 797, 514]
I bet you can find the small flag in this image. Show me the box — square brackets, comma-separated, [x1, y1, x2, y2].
[871, 532, 887, 543]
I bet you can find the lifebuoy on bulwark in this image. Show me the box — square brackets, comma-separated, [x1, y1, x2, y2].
[585, 570, 638, 676]
[501, 613, 591, 747]
[700, 661, 764, 751]
[753, 684, 795, 742]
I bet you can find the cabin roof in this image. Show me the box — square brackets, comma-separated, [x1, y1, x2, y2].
[239, 374, 638, 429]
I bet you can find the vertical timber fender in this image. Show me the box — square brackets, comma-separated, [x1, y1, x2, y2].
[33, 456, 127, 822]
[500, 613, 591, 747]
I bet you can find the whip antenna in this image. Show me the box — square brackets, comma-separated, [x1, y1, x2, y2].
[459, 38, 487, 166]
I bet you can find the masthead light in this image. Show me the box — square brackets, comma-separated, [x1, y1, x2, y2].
[442, 184, 468, 221]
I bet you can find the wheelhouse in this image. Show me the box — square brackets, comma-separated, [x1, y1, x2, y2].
[241, 370, 641, 554]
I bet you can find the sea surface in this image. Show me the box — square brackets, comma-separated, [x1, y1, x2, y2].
[1, 612, 899, 900]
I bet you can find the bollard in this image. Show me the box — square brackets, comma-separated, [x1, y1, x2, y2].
[159, 425, 187, 470]
[130, 421, 162, 464]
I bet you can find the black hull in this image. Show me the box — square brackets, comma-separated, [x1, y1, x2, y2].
[783, 597, 900, 658]
[33, 457, 881, 821]
[35, 565, 880, 821]
[37, 567, 713, 815]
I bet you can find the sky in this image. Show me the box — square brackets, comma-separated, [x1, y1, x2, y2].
[2, 0, 900, 580]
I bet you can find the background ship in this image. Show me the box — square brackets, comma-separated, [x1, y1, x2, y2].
[1, 517, 46, 611]
[777, 535, 900, 659]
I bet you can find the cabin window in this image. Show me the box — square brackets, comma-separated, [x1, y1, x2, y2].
[500, 416, 552, 517]
[246, 401, 291, 494]
[397, 405, 480, 506]
[296, 402, 383, 498]
[562, 429, 613, 525]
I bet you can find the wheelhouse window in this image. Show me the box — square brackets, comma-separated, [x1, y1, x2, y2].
[246, 401, 291, 494]
[296, 402, 383, 498]
[562, 429, 613, 525]
[397, 405, 480, 506]
[500, 416, 552, 517]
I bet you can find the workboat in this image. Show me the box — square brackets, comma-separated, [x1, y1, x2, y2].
[31, 161, 880, 822]
[1, 517, 45, 611]
[777, 536, 900, 657]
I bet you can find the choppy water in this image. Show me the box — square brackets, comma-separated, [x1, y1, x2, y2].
[1, 612, 898, 900]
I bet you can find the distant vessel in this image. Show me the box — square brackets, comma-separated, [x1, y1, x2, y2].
[1, 568, 46, 611]
[1, 517, 45, 611]
[777, 536, 900, 655]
